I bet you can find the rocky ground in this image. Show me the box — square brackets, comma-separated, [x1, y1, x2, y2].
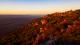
[0, 9, 80, 45]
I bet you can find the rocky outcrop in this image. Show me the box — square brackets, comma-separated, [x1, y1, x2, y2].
[0, 9, 80, 45]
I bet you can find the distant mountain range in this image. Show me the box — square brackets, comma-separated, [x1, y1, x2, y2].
[0, 9, 80, 45]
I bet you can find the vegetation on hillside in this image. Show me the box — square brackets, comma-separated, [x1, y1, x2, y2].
[0, 9, 80, 45]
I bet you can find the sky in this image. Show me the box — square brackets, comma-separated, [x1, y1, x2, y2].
[0, 0, 80, 15]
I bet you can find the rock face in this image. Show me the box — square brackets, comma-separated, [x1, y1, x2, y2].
[0, 9, 80, 45]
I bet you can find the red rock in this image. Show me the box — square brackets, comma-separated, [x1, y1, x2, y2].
[41, 19, 47, 25]
[40, 28, 45, 33]
[61, 29, 64, 32]
[33, 22, 38, 27]
[60, 19, 68, 24]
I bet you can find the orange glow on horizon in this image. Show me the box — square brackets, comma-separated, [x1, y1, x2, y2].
[0, 9, 79, 15]
[0, 10, 49, 14]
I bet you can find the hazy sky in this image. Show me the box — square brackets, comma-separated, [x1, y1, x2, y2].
[0, 0, 80, 14]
